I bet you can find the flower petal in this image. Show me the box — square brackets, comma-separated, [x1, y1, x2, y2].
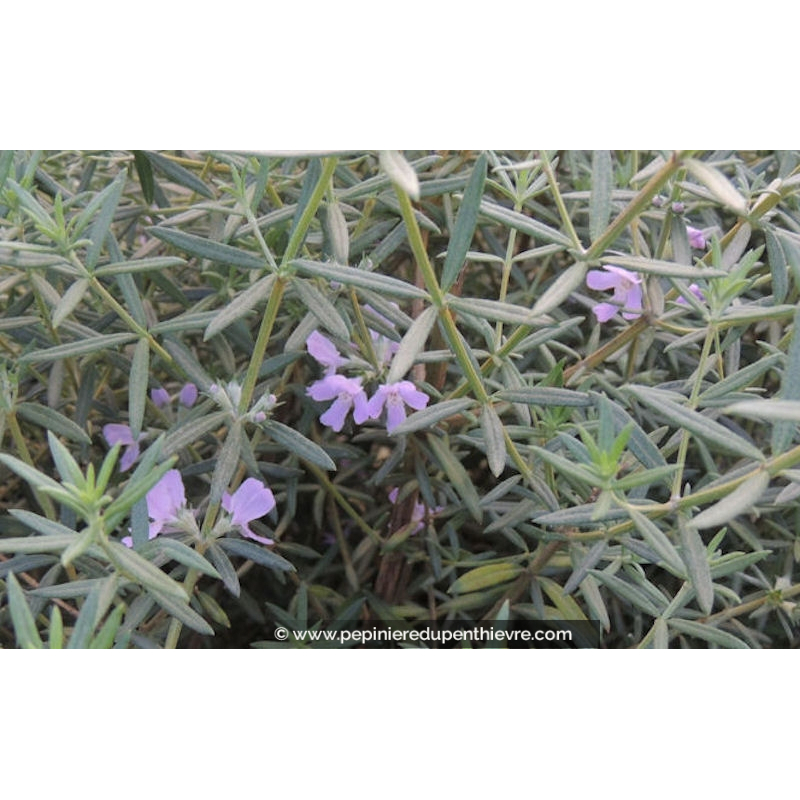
[103, 423, 135, 447]
[385, 394, 407, 432]
[179, 383, 198, 407]
[119, 443, 140, 471]
[228, 478, 276, 525]
[586, 270, 621, 291]
[150, 388, 170, 408]
[396, 382, 429, 410]
[306, 330, 347, 373]
[592, 302, 619, 323]
[320, 395, 352, 431]
[146, 469, 186, 523]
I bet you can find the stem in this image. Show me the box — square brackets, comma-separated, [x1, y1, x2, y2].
[540, 154, 583, 252]
[670, 324, 715, 498]
[6, 411, 57, 520]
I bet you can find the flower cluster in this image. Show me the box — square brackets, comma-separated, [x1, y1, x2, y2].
[122, 469, 276, 547]
[306, 330, 428, 433]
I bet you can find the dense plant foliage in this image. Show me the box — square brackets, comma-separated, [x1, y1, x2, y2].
[2, 149, 800, 648]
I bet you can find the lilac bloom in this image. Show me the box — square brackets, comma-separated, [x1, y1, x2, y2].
[586, 265, 643, 323]
[146, 469, 186, 537]
[179, 382, 198, 407]
[123, 468, 186, 546]
[150, 387, 170, 408]
[307, 374, 370, 432]
[388, 487, 443, 535]
[222, 478, 276, 545]
[102, 423, 144, 471]
[676, 283, 706, 305]
[366, 381, 429, 432]
[307, 330, 348, 376]
[687, 226, 707, 249]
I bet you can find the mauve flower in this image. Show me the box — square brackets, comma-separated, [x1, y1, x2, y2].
[150, 387, 170, 408]
[687, 226, 707, 249]
[222, 478, 276, 545]
[123, 468, 186, 546]
[146, 469, 186, 538]
[102, 423, 144, 471]
[307, 374, 370, 432]
[586, 265, 643, 323]
[307, 330, 348, 376]
[179, 382, 198, 407]
[676, 283, 706, 305]
[366, 381, 429, 432]
[388, 487, 441, 535]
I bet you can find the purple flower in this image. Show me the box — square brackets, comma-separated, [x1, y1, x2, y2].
[366, 381, 429, 432]
[676, 283, 706, 305]
[150, 387, 170, 408]
[146, 469, 186, 538]
[179, 382, 198, 407]
[586, 265, 643, 323]
[102, 423, 144, 471]
[687, 226, 707, 249]
[123, 468, 186, 546]
[222, 478, 276, 545]
[307, 374, 370, 432]
[388, 487, 443, 535]
[307, 330, 348, 376]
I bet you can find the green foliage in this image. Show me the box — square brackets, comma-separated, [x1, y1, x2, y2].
[3, 149, 800, 649]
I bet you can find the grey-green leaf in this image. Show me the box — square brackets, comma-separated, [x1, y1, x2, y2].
[678, 519, 714, 614]
[6, 572, 44, 649]
[691, 472, 770, 530]
[589, 150, 613, 243]
[481, 404, 507, 478]
[292, 258, 429, 300]
[386, 304, 438, 384]
[204, 273, 276, 341]
[626, 385, 764, 461]
[263, 420, 336, 471]
[441, 152, 487, 291]
[149, 227, 266, 270]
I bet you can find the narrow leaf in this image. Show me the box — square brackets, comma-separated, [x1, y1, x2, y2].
[441, 152, 487, 291]
[17, 403, 91, 444]
[6, 572, 44, 649]
[691, 471, 770, 530]
[18, 332, 138, 364]
[496, 387, 591, 407]
[603, 255, 726, 279]
[386, 304, 438, 384]
[678, 519, 714, 614]
[449, 563, 524, 595]
[626, 385, 764, 461]
[149, 227, 266, 269]
[292, 258, 429, 299]
[52, 278, 90, 328]
[427, 433, 482, 523]
[85, 171, 127, 270]
[217, 538, 296, 572]
[388, 398, 473, 436]
[685, 158, 748, 215]
[204, 273, 276, 340]
[292, 277, 350, 340]
[481, 404, 507, 478]
[143, 151, 214, 199]
[589, 150, 613, 242]
[379, 150, 420, 200]
[129, 339, 149, 439]
[264, 420, 336, 471]
[478, 199, 573, 248]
